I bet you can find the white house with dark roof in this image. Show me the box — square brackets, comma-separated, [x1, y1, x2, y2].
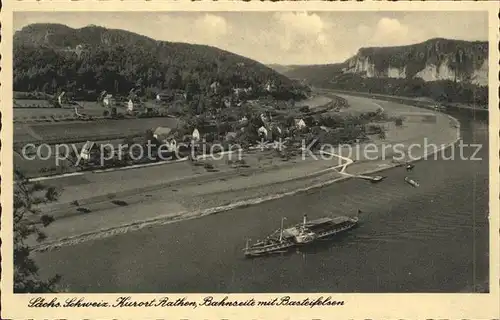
[127, 99, 135, 112]
[258, 126, 268, 139]
[153, 126, 172, 140]
[192, 128, 201, 142]
[294, 118, 307, 129]
[80, 141, 96, 161]
[103, 94, 115, 107]
[209, 81, 220, 94]
[225, 131, 238, 141]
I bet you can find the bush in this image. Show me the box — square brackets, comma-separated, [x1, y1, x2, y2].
[204, 163, 214, 170]
[366, 124, 385, 135]
[299, 106, 310, 113]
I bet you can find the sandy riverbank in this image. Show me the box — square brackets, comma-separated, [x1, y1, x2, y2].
[30, 94, 459, 250]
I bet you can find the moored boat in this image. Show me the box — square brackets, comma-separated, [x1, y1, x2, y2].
[404, 176, 420, 187]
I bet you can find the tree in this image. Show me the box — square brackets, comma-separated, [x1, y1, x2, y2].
[165, 68, 182, 90]
[394, 117, 404, 127]
[299, 105, 310, 113]
[143, 129, 160, 148]
[14, 170, 61, 293]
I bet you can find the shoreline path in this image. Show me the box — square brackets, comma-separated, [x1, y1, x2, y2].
[30, 93, 460, 252]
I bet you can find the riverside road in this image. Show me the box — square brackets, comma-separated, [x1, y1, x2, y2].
[34, 101, 489, 293]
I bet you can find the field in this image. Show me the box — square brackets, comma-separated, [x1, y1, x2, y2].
[14, 99, 54, 108]
[14, 100, 115, 121]
[14, 117, 179, 145]
[14, 100, 171, 123]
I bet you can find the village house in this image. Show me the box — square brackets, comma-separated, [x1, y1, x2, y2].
[127, 99, 135, 113]
[225, 131, 238, 141]
[265, 81, 276, 92]
[156, 90, 186, 103]
[153, 126, 172, 141]
[239, 116, 248, 124]
[192, 128, 201, 142]
[103, 94, 116, 107]
[294, 118, 307, 130]
[260, 113, 268, 123]
[209, 81, 220, 94]
[257, 122, 283, 142]
[79, 140, 99, 162]
[257, 126, 269, 139]
[232, 88, 244, 97]
[128, 97, 146, 114]
[156, 92, 173, 103]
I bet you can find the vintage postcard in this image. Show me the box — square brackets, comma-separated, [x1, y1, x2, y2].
[1, 1, 499, 319]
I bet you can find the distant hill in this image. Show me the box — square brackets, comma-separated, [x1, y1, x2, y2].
[267, 64, 300, 75]
[281, 38, 488, 105]
[13, 23, 308, 101]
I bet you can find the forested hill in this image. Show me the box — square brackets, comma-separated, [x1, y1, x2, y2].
[279, 38, 488, 106]
[14, 23, 307, 100]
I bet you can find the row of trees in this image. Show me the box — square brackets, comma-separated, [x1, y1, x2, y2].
[329, 74, 488, 106]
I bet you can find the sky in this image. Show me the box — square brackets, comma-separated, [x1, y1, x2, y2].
[14, 11, 488, 65]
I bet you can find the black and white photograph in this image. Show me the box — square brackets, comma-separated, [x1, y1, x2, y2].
[2, 2, 499, 319]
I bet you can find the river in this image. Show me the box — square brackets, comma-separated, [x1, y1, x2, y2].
[34, 106, 490, 293]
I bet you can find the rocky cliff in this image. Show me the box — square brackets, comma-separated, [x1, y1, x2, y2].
[341, 38, 488, 86]
[278, 38, 488, 106]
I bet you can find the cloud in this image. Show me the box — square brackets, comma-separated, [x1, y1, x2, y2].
[372, 18, 410, 45]
[13, 12, 487, 65]
[194, 14, 228, 44]
[359, 17, 427, 47]
[273, 12, 329, 51]
[274, 12, 325, 37]
[357, 25, 371, 38]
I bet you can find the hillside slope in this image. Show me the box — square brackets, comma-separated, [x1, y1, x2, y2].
[14, 23, 307, 100]
[282, 38, 488, 106]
